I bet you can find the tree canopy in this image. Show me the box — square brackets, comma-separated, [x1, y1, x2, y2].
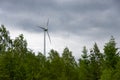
[0, 25, 120, 80]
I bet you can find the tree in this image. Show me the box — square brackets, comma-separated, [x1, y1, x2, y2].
[0, 25, 12, 53]
[1, 25, 120, 80]
[103, 36, 119, 69]
[113, 58, 120, 80]
[0, 25, 28, 80]
[89, 43, 103, 80]
[47, 49, 64, 80]
[62, 47, 77, 67]
[13, 34, 27, 54]
[0, 25, 15, 80]
[100, 36, 119, 80]
[62, 47, 78, 80]
[78, 46, 90, 80]
[100, 68, 113, 80]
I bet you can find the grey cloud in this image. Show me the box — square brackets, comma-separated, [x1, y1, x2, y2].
[0, 0, 120, 40]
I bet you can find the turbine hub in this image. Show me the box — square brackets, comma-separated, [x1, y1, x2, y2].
[44, 28, 48, 31]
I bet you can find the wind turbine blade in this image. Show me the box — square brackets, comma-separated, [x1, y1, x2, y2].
[38, 26, 45, 30]
[47, 31, 51, 44]
[46, 18, 49, 27]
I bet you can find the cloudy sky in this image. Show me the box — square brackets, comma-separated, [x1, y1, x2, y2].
[0, 0, 120, 58]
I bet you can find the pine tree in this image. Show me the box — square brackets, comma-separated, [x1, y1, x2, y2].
[103, 36, 119, 69]
[78, 46, 90, 80]
[89, 43, 103, 80]
[100, 36, 119, 80]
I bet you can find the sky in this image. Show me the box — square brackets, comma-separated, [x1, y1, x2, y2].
[0, 0, 120, 59]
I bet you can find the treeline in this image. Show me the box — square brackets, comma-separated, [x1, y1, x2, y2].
[0, 25, 120, 80]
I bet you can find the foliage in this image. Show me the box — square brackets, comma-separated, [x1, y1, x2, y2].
[0, 25, 120, 80]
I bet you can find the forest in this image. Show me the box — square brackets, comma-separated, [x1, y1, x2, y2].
[0, 24, 120, 80]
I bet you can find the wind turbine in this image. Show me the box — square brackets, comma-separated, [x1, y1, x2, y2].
[38, 19, 51, 57]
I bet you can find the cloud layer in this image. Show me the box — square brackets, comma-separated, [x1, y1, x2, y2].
[0, 0, 120, 58]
